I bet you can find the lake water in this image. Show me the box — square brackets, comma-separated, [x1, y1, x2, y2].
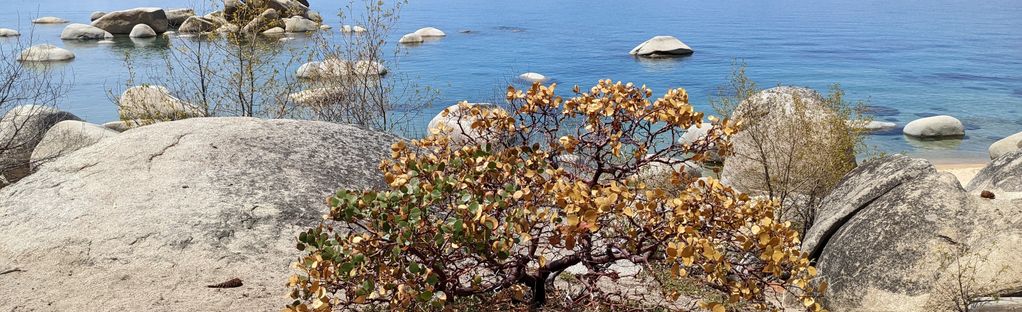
[3, 0, 1021, 162]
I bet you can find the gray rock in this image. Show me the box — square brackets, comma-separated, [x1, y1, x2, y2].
[101, 120, 149, 132]
[283, 16, 318, 32]
[0, 28, 21, 37]
[988, 131, 1022, 160]
[60, 23, 114, 40]
[0, 105, 81, 184]
[903, 115, 965, 138]
[31, 16, 68, 24]
[967, 149, 1022, 194]
[90, 11, 106, 21]
[288, 87, 344, 107]
[806, 155, 976, 311]
[29, 120, 118, 170]
[518, 72, 547, 83]
[720, 86, 855, 194]
[629, 35, 693, 57]
[399, 33, 423, 44]
[295, 61, 322, 79]
[16, 44, 75, 62]
[414, 27, 445, 37]
[129, 24, 157, 38]
[166, 8, 195, 27]
[0, 117, 397, 311]
[307, 10, 323, 23]
[264, 0, 310, 18]
[178, 16, 217, 33]
[223, 0, 247, 23]
[241, 8, 280, 34]
[262, 26, 285, 35]
[118, 85, 205, 120]
[848, 120, 898, 132]
[677, 123, 722, 162]
[91, 8, 169, 34]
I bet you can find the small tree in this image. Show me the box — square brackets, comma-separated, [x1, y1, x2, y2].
[287, 80, 826, 311]
[712, 62, 870, 235]
[0, 37, 70, 186]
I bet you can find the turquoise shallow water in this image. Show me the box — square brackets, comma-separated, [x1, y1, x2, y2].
[2, 0, 1021, 162]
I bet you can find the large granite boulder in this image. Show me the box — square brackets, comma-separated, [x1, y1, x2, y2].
[988, 132, 1022, 160]
[241, 8, 280, 34]
[0, 117, 398, 311]
[17, 44, 75, 62]
[967, 149, 1022, 195]
[678, 122, 722, 162]
[90, 11, 106, 21]
[399, 33, 423, 44]
[129, 24, 157, 38]
[60, 23, 114, 40]
[178, 16, 218, 33]
[518, 72, 547, 83]
[166, 8, 196, 27]
[720, 86, 855, 195]
[283, 16, 317, 32]
[91, 8, 169, 34]
[629, 35, 694, 57]
[0, 106, 81, 185]
[29, 120, 118, 170]
[414, 27, 445, 37]
[903, 115, 965, 138]
[118, 85, 205, 120]
[805, 155, 977, 311]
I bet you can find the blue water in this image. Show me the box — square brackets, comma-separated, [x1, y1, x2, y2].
[3, 0, 1021, 162]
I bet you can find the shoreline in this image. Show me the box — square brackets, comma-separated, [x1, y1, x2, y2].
[933, 161, 988, 186]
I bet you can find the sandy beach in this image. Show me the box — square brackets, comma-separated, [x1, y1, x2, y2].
[934, 161, 989, 185]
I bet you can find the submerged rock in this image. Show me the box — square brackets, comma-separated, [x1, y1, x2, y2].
[31, 16, 68, 24]
[0, 28, 20, 37]
[60, 23, 113, 40]
[518, 72, 547, 83]
[629, 35, 693, 57]
[92, 8, 169, 34]
[17, 44, 75, 62]
[0, 117, 398, 311]
[903, 115, 965, 138]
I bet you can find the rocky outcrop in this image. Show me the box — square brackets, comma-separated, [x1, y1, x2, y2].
[29, 120, 118, 170]
[166, 8, 195, 27]
[241, 8, 280, 34]
[720, 86, 855, 195]
[414, 27, 445, 37]
[129, 24, 157, 38]
[0, 28, 20, 37]
[518, 72, 547, 83]
[805, 153, 1022, 311]
[988, 132, 1022, 160]
[296, 59, 387, 80]
[92, 8, 169, 34]
[31, 16, 68, 24]
[0, 106, 81, 184]
[118, 85, 205, 120]
[0, 117, 398, 311]
[399, 33, 423, 44]
[60, 23, 114, 40]
[629, 36, 693, 57]
[16, 44, 75, 62]
[903, 115, 965, 138]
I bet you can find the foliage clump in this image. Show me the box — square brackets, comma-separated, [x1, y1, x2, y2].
[287, 80, 826, 311]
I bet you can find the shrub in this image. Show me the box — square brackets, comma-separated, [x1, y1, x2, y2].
[287, 80, 826, 311]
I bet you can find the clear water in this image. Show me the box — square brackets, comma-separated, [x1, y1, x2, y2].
[3, 0, 1021, 162]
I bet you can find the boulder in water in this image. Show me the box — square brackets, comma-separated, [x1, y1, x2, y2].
[129, 24, 157, 38]
[91, 8, 169, 34]
[32, 16, 68, 24]
[629, 35, 693, 57]
[17, 44, 75, 62]
[60, 23, 114, 40]
[903, 115, 965, 138]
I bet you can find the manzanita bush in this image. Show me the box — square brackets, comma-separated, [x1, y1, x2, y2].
[286, 80, 827, 311]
